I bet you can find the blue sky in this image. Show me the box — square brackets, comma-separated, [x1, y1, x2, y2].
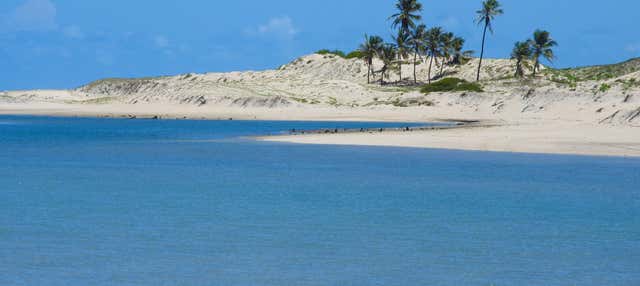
[1, 0, 639, 90]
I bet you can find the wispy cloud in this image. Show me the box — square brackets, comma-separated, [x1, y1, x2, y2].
[4, 0, 58, 32]
[245, 16, 298, 39]
[96, 49, 115, 66]
[625, 43, 640, 54]
[154, 35, 169, 48]
[63, 25, 84, 39]
[439, 16, 460, 30]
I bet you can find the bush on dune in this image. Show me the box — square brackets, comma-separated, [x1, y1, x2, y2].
[316, 49, 364, 59]
[316, 49, 347, 58]
[420, 78, 483, 94]
[345, 50, 364, 59]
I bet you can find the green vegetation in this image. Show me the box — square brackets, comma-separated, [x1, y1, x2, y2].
[390, 0, 423, 38]
[420, 78, 483, 93]
[599, 83, 611, 93]
[326, 96, 339, 106]
[511, 41, 532, 78]
[616, 78, 640, 91]
[312, 0, 639, 93]
[316, 49, 347, 58]
[508, 30, 557, 78]
[378, 44, 398, 85]
[424, 27, 444, 84]
[530, 30, 557, 76]
[345, 50, 364, 59]
[357, 35, 384, 84]
[317, 49, 366, 60]
[391, 98, 434, 107]
[546, 58, 640, 82]
[475, 0, 504, 81]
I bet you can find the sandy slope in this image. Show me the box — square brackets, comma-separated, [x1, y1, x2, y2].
[1, 53, 639, 157]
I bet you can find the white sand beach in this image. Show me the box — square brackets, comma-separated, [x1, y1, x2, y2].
[2, 54, 639, 157]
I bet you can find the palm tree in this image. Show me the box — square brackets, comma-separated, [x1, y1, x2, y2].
[378, 43, 397, 85]
[393, 31, 412, 83]
[358, 34, 384, 84]
[450, 37, 473, 65]
[438, 32, 454, 77]
[390, 0, 423, 37]
[475, 0, 503, 81]
[409, 24, 427, 84]
[511, 41, 532, 78]
[530, 29, 557, 76]
[425, 27, 443, 84]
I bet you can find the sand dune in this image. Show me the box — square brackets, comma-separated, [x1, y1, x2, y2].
[1, 54, 639, 157]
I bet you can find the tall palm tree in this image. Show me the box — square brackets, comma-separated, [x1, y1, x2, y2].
[409, 24, 427, 84]
[438, 32, 454, 77]
[390, 0, 423, 37]
[358, 34, 384, 84]
[378, 43, 397, 85]
[475, 0, 503, 81]
[530, 29, 557, 76]
[450, 37, 473, 65]
[511, 41, 532, 78]
[425, 27, 443, 84]
[393, 31, 412, 83]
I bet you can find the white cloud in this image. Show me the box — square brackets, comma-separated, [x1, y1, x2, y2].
[246, 16, 298, 39]
[63, 25, 83, 39]
[5, 0, 58, 32]
[154, 35, 169, 48]
[96, 49, 115, 66]
[439, 16, 460, 30]
[625, 43, 640, 54]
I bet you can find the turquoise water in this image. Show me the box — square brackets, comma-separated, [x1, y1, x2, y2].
[1, 115, 639, 286]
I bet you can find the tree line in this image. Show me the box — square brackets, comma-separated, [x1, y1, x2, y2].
[349, 0, 558, 86]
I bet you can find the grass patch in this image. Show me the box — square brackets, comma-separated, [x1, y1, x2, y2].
[345, 50, 364, 59]
[326, 96, 339, 106]
[546, 57, 640, 81]
[616, 78, 640, 91]
[420, 78, 483, 94]
[316, 49, 363, 59]
[599, 83, 612, 93]
[316, 49, 346, 58]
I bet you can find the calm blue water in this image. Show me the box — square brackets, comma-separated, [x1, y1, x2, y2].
[1, 115, 639, 286]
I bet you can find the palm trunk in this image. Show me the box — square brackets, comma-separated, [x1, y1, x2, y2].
[413, 52, 418, 84]
[398, 59, 402, 83]
[514, 59, 521, 77]
[439, 57, 445, 77]
[476, 22, 488, 82]
[428, 55, 434, 84]
[367, 63, 371, 84]
[533, 59, 539, 76]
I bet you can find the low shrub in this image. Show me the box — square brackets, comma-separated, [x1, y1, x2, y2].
[345, 50, 364, 59]
[316, 49, 346, 58]
[420, 78, 483, 94]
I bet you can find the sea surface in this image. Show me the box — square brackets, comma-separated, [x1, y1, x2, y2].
[1, 115, 639, 286]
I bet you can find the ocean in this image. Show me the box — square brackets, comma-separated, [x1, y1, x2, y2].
[1, 115, 638, 286]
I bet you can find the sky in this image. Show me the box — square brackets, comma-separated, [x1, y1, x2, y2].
[1, 0, 639, 90]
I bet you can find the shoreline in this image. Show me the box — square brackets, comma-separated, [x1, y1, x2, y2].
[0, 103, 448, 123]
[260, 120, 640, 158]
[2, 103, 639, 158]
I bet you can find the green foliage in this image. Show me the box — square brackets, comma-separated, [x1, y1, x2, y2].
[345, 50, 365, 59]
[547, 58, 640, 81]
[316, 49, 347, 58]
[615, 78, 640, 90]
[420, 78, 484, 94]
[599, 83, 611, 93]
